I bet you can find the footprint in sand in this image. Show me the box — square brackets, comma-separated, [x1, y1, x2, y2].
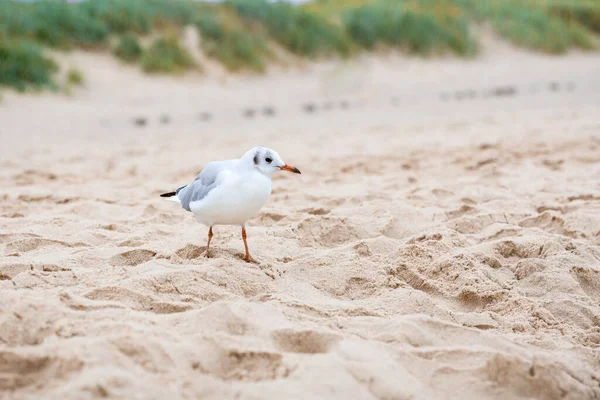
[302, 103, 316, 114]
[518, 211, 582, 238]
[341, 276, 380, 300]
[133, 117, 147, 127]
[109, 249, 157, 266]
[0, 264, 30, 279]
[301, 207, 330, 216]
[513, 259, 547, 280]
[84, 286, 153, 304]
[0, 264, 69, 280]
[493, 239, 542, 260]
[262, 106, 276, 117]
[549, 81, 561, 92]
[117, 238, 145, 247]
[160, 114, 171, 124]
[490, 85, 517, 97]
[13, 170, 58, 186]
[256, 211, 286, 227]
[208, 347, 288, 382]
[271, 329, 340, 354]
[199, 112, 212, 121]
[570, 266, 600, 301]
[4, 238, 85, 255]
[457, 288, 506, 312]
[295, 216, 361, 247]
[0, 350, 84, 391]
[175, 244, 205, 260]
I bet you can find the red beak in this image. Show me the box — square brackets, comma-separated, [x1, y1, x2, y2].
[280, 164, 301, 174]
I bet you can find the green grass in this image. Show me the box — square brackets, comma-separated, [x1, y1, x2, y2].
[228, 0, 352, 57]
[490, 4, 594, 53]
[341, 0, 476, 55]
[114, 33, 143, 62]
[67, 68, 84, 86]
[0, 40, 58, 91]
[203, 29, 269, 72]
[545, 0, 600, 33]
[0, 0, 197, 49]
[195, 10, 270, 72]
[0, 0, 598, 91]
[80, 0, 197, 34]
[0, 1, 109, 49]
[140, 35, 196, 74]
[451, 0, 595, 53]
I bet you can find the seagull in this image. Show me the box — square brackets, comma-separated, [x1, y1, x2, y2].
[160, 147, 301, 262]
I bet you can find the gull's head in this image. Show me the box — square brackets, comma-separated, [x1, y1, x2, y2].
[244, 146, 301, 177]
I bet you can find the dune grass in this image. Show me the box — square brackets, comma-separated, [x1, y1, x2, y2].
[195, 10, 270, 72]
[0, 39, 58, 91]
[80, 0, 197, 35]
[140, 35, 196, 74]
[203, 28, 269, 72]
[545, 0, 600, 33]
[489, 4, 594, 53]
[0, 1, 109, 49]
[113, 33, 143, 63]
[341, 0, 476, 55]
[0, 0, 598, 91]
[67, 68, 85, 86]
[228, 0, 352, 57]
[0, 0, 197, 49]
[448, 0, 596, 53]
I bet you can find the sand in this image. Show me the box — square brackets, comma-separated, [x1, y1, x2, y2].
[1, 37, 600, 399]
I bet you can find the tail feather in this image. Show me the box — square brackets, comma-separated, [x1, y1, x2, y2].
[160, 185, 186, 202]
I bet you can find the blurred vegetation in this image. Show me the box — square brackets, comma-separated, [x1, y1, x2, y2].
[0, 0, 109, 49]
[489, 5, 594, 53]
[81, 0, 197, 34]
[341, 0, 476, 55]
[0, 0, 597, 91]
[228, 0, 352, 57]
[544, 0, 600, 33]
[195, 10, 270, 72]
[113, 33, 143, 62]
[0, 39, 58, 91]
[67, 67, 84, 85]
[141, 35, 196, 74]
[203, 28, 269, 72]
[451, 0, 595, 53]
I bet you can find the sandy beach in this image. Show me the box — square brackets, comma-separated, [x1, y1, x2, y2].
[1, 37, 600, 399]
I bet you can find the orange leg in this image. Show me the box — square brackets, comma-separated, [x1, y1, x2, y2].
[241, 226, 256, 263]
[204, 226, 213, 258]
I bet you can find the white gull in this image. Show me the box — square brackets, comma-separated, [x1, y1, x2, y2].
[160, 146, 301, 262]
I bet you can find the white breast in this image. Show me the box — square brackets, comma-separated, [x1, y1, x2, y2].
[189, 170, 271, 227]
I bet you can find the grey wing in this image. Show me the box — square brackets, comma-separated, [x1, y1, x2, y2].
[177, 160, 234, 211]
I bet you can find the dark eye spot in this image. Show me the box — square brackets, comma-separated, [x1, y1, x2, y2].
[265, 157, 272, 164]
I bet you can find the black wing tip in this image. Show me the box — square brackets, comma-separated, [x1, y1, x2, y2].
[160, 191, 177, 198]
